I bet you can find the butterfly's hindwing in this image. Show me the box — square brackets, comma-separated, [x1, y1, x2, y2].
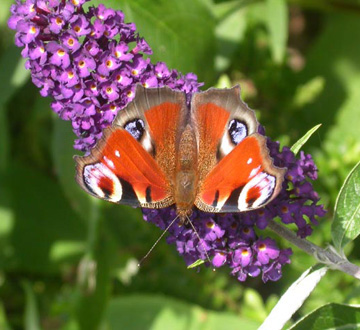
[195, 127, 285, 213]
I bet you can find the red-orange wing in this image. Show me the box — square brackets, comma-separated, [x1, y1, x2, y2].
[195, 134, 285, 212]
[192, 86, 285, 213]
[75, 85, 188, 208]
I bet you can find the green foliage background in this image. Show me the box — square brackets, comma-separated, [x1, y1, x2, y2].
[1, 0, 360, 329]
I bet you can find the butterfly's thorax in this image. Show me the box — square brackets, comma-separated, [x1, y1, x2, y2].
[174, 124, 198, 221]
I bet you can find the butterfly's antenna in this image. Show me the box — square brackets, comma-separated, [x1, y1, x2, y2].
[138, 214, 180, 267]
[185, 215, 214, 271]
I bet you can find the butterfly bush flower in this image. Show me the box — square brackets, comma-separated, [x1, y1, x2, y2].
[9, 0, 326, 283]
[8, 0, 201, 151]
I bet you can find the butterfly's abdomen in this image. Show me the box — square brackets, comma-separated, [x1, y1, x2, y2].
[174, 125, 198, 218]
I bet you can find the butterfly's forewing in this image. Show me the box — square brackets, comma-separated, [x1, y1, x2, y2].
[192, 86, 258, 183]
[75, 85, 188, 208]
[192, 86, 285, 213]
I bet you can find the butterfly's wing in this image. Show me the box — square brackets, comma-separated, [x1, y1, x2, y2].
[75, 85, 188, 208]
[192, 86, 286, 213]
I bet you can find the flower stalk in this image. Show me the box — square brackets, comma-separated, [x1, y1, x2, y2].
[268, 219, 360, 280]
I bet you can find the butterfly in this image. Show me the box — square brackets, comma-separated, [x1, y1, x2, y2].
[75, 85, 286, 223]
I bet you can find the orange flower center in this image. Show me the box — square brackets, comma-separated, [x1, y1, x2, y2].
[258, 243, 266, 251]
[281, 206, 289, 213]
[55, 17, 63, 25]
[29, 26, 37, 34]
[206, 221, 215, 229]
[241, 249, 249, 256]
[243, 227, 250, 234]
[57, 49, 65, 57]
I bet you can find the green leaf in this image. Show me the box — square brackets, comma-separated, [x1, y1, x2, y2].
[0, 301, 12, 330]
[298, 12, 360, 156]
[105, 295, 260, 330]
[75, 233, 117, 330]
[0, 46, 29, 106]
[22, 281, 41, 330]
[0, 0, 13, 26]
[0, 47, 30, 174]
[290, 124, 322, 156]
[4, 161, 86, 273]
[90, 0, 217, 85]
[215, 5, 248, 71]
[332, 161, 360, 252]
[0, 106, 9, 173]
[290, 303, 360, 330]
[260, 266, 328, 330]
[293, 76, 325, 109]
[266, 0, 288, 63]
[187, 259, 205, 269]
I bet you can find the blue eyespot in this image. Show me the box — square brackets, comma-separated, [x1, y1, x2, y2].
[124, 118, 145, 141]
[228, 119, 247, 145]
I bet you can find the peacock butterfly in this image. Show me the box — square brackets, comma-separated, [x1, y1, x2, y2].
[75, 85, 286, 223]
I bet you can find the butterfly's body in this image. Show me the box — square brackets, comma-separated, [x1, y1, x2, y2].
[75, 85, 286, 220]
[174, 124, 198, 220]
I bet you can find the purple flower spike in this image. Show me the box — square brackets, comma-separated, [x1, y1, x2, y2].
[8, 0, 202, 152]
[9, 0, 325, 283]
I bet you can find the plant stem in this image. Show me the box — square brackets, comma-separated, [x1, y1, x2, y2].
[267, 220, 360, 280]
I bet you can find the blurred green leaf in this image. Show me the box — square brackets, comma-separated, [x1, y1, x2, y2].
[0, 46, 29, 174]
[22, 281, 41, 330]
[290, 124, 322, 156]
[290, 303, 360, 330]
[4, 162, 85, 273]
[106, 295, 260, 330]
[187, 259, 205, 269]
[215, 5, 248, 71]
[243, 288, 267, 322]
[266, 0, 288, 63]
[0, 0, 12, 26]
[75, 233, 116, 330]
[0, 106, 9, 173]
[90, 0, 216, 85]
[332, 161, 360, 252]
[52, 118, 100, 223]
[0, 301, 12, 330]
[299, 13, 360, 150]
[49, 241, 86, 263]
[0, 46, 29, 105]
[293, 77, 325, 109]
